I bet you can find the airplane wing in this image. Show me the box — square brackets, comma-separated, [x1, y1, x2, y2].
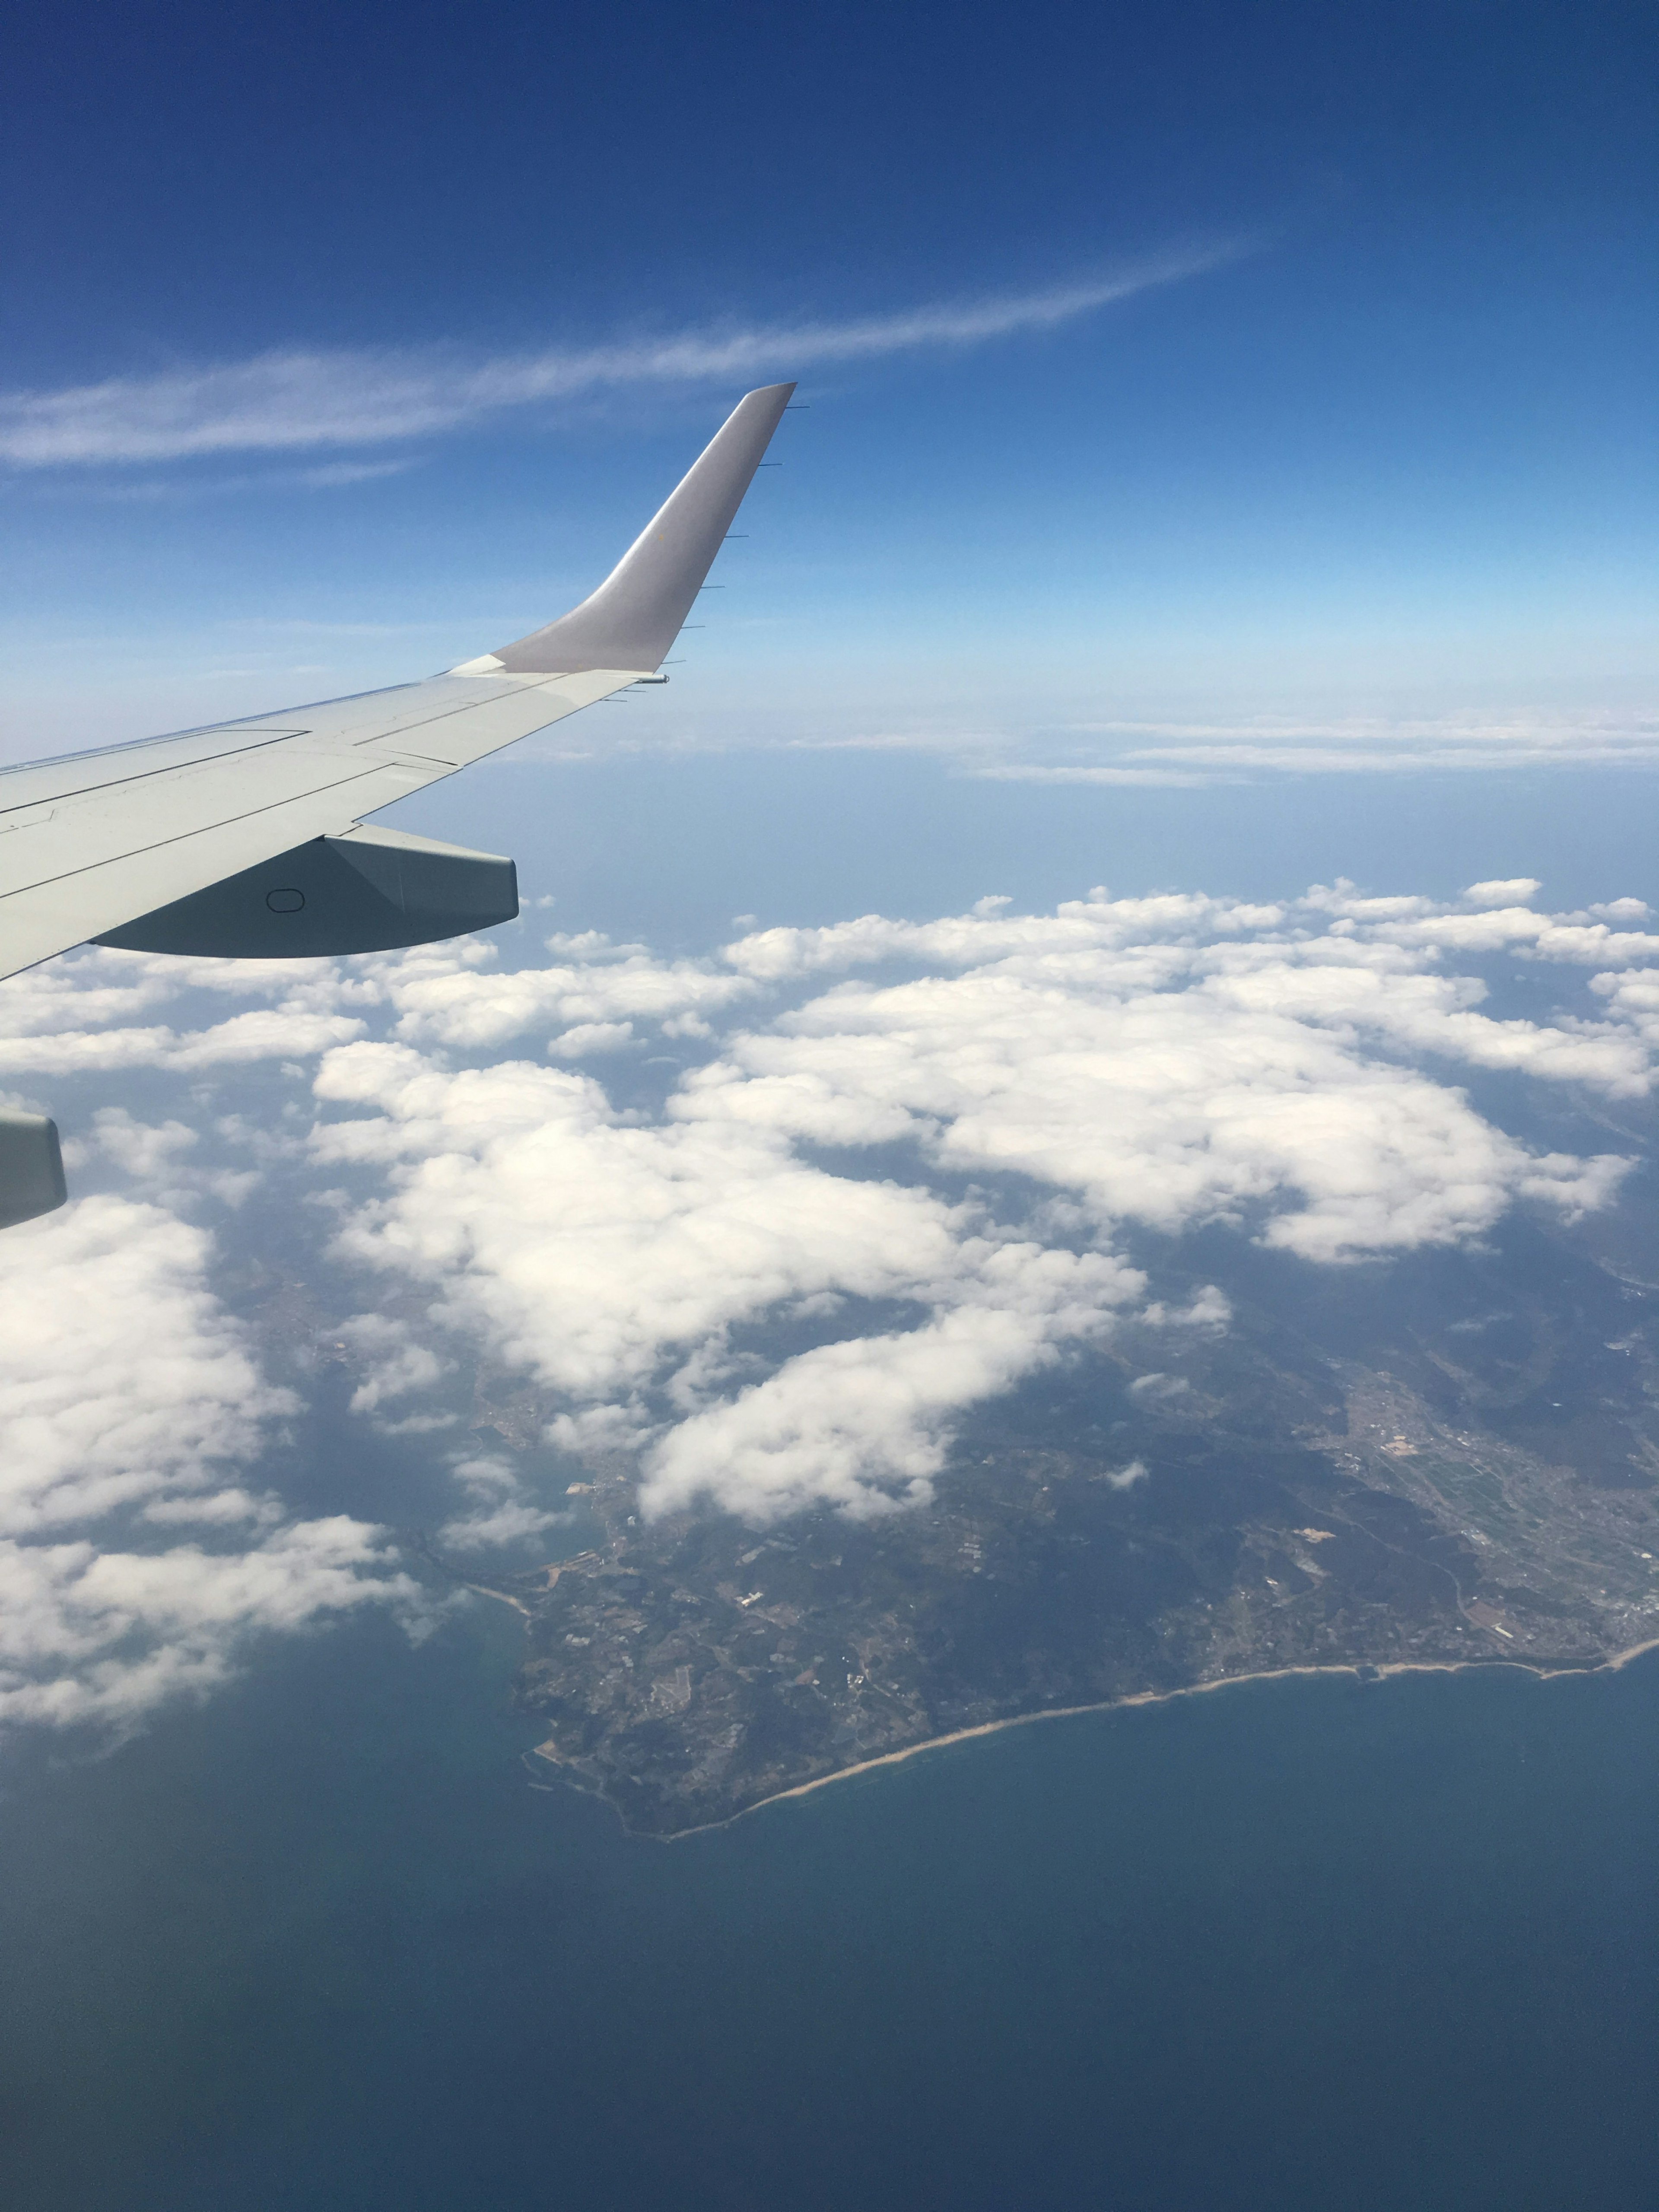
[0, 380, 796, 1226]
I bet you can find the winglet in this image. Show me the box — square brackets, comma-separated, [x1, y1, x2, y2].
[489, 382, 796, 676]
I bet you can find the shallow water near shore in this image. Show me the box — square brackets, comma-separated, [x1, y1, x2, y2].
[3, 1598, 1655, 2212]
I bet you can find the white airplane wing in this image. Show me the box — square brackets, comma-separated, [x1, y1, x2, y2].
[0, 381, 796, 1226]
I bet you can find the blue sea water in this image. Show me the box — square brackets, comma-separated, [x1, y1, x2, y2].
[3, 1601, 1655, 2212]
[388, 753, 1659, 945]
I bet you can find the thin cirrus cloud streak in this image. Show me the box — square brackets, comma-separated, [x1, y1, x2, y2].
[964, 712, 1659, 782]
[519, 709, 1659, 785]
[0, 243, 1246, 469]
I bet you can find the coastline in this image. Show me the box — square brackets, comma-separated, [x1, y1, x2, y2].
[462, 1581, 532, 1618]
[616, 1630, 1659, 1843]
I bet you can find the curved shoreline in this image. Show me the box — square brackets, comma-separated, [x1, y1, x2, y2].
[647, 1632, 1659, 1843]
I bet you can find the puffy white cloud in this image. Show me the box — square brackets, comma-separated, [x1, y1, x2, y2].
[678, 968, 1629, 1261]
[0, 1519, 421, 1729]
[0, 1023, 178, 1077]
[306, 1027, 1161, 1519]
[312, 1042, 988, 1402]
[0, 1196, 294, 1535]
[640, 1241, 1143, 1522]
[1590, 968, 1659, 1029]
[0, 1196, 423, 1733]
[1464, 878, 1541, 908]
[170, 1007, 369, 1065]
[0, 965, 174, 1037]
[1366, 905, 1659, 968]
[1128, 1375, 1188, 1404]
[434, 1452, 567, 1552]
[0, 1002, 365, 1077]
[1588, 898, 1651, 924]
[289, 879, 1659, 1516]
[553, 1021, 636, 1059]
[5, 872, 1657, 1634]
[336, 1312, 455, 1417]
[0, 942, 378, 1046]
[721, 892, 1288, 982]
[439, 1500, 564, 1550]
[382, 936, 758, 1052]
[88, 1107, 198, 1181]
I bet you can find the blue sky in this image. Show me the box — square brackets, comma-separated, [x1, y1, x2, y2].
[0, 0, 1654, 772]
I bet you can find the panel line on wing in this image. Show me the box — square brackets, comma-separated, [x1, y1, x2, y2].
[0, 760, 412, 901]
[0, 731, 310, 815]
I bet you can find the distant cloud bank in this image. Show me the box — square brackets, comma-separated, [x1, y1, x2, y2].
[968, 712, 1659, 782]
[494, 704, 1659, 787]
[0, 244, 1243, 469]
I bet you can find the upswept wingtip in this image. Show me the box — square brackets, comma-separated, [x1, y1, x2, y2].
[490, 382, 798, 677]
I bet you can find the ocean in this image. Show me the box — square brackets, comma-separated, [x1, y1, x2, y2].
[3, 1597, 1655, 2211]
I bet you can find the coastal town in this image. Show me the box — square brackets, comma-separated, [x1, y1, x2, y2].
[450, 1224, 1659, 1836]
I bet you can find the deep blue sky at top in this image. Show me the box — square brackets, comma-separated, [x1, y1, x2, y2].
[0, 0, 1654, 760]
[3, 0, 1650, 362]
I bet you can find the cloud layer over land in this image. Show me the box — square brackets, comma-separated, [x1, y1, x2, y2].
[0, 1194, 421, 1730]
[1, 873, 1656, 1737]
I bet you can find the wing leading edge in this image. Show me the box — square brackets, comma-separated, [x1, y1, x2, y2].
[0, 379, 796, 1225]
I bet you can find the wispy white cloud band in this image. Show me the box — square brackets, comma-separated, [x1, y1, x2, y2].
[0, 245, 1241, 469]
[966, 711, 1659, 782]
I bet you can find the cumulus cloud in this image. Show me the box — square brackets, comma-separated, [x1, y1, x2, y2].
[88, 1107, 198, 1182]
[337, 1312, 455, 1418]
[285, 881, 1653, 1516]
[0, 1518, 420, 1730]
[552, 1021, 636, 1059]
[0, 1004, 365, 1077]
[311, 1041, 989, 1403]
[1104, 1460, 1149, 1490]
[439, 1499, 565, 1551]
[0, 1196, 293, 1535]
[686, 893, 1638, 1261]
[1464, 878, 1541, 908]
[0, 1195, 423, 1733]
[376, 934, 760, 1054]
[1127, 1375, 1188, 1405]
[5, 871, 1657, 1659]
[640, 1241, 1142, 1522]
[436, 1452, 566, 1552]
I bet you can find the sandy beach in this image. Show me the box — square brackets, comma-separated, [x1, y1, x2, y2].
[637, 1630, 1659, 1841]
